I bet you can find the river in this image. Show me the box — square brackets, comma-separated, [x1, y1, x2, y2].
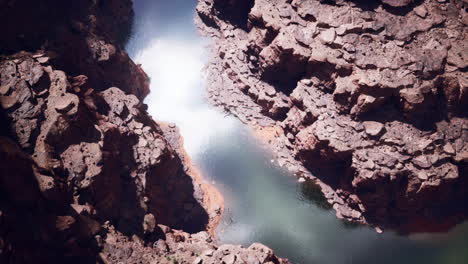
[125, 1, 468, 263]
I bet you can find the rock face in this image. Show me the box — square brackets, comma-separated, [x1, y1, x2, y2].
[196, 0, 468, 232]
[0, 0, 288, 263]
[101, 223, 287, 264]
[0, 0, 149, 100]
[0, 47, 214, 264]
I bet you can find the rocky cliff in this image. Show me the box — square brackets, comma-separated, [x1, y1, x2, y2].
[0, 0, 288, 263]
[196, 0, 468, 233]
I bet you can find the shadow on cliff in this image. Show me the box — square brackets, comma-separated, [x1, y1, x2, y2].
[0, 138, 100, 264]
[0, 0, 149, 100]
[297, 179, 332, 211]
[0, 0, 133, 54]
[213, 0, 255, 30]
[357, 95, 443, 131]
[145, 155, 210, 234]
[297, 177, 371, 230]
[87, 98, 209, 238]
[338, 0, 425, 16]
[356, 79, 467, 132]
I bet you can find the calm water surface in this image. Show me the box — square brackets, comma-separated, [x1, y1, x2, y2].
[126, 1, 468, 263]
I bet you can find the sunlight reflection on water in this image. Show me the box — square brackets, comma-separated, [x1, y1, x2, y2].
[126, 1, 468, 264]
[133, 37, 237, 156]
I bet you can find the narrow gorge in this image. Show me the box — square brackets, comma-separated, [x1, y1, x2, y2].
[0, 0, 467, 264]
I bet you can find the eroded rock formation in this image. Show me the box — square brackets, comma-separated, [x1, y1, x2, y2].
[101, 223, 286, 264]
[196, 0, 468, 233]
[0, 0, 288, 263]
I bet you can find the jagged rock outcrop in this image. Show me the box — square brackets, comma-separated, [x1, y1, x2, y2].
[196, 0, 468, 233]
[0, 0, 149, 100]
[0, 51, 218, 263]
[101, 223, 288, 264]
[0, 0, 288, 263]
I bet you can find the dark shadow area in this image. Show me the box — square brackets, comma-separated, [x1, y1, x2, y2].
[355, 166, 468, 234]
[0, 0, 149, 100]
[145, 152, 209, 234]
[213, 0, 255, 30]
[296, 141, 354, 190]
[91, 129, 142, 236]
[305, 164, 353, 191]
[379, 0, 425, 16]
[0, 0, 83, 55]
[95, 0, 134, 47]
[78, 101, 209, 237]
[0, 138, 100, 264]
[260, 51, 309, 96]
[354, 73, 468, 131]
[357, 95, 443, 131]
[343, 0, 380, 12]
[47, 28, 150, 100]
[247, 14, 280, 47]
[297, 138, 468, 234]
[0, 109, 9, 137]
[308, 60, 352, 92]
[32, 73, 51, 95]
[357, 75, 468, 131]
[297, 180, 332, 211]
[45, 113, 103, 154]
[261, 52, 352, 97]
[198, 11, 221, 30]
[0, 0, 133, 54]
[343, 0, 425, 16]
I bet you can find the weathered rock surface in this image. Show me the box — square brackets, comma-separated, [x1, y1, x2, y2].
[101, 223, 289, 264]
[0, 51, 217, 263]
[196, 0, 468, 233]
[0, 0, 149, 100]
[0, 0, 288, 263]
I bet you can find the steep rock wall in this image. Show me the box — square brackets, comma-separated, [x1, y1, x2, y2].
[0, 0, 288, 263]
[0, 50, 216, 263]
[196, 0, 468, 233]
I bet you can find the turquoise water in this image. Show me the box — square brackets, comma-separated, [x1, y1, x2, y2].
[126, 1, 468, 263]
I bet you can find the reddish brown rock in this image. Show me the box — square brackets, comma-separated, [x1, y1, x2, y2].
[196, 0, 468, 233]
[0, 52, 218, 262]
[1, 1, 288, 263]
[0, 0, 149, 101]
[100, 223, 290, 264]
[363, 121, 385, 137]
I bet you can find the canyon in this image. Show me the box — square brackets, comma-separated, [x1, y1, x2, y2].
[196, 0, 468, 233]
[0, 0, 467, 263]
[0, 0, 287, 263]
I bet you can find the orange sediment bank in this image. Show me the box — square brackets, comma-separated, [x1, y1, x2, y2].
[181, 149, 225, 236]
[251, 125, 283, 147]
[158, 122, 224, 236]
[250, 124, 304, 177]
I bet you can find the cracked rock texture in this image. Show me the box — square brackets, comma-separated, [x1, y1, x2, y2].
[196, 0, 468, 232]
[0, 46, 213, 264]
[101, 223, 288, 264]
[0, 0, 287, 263]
